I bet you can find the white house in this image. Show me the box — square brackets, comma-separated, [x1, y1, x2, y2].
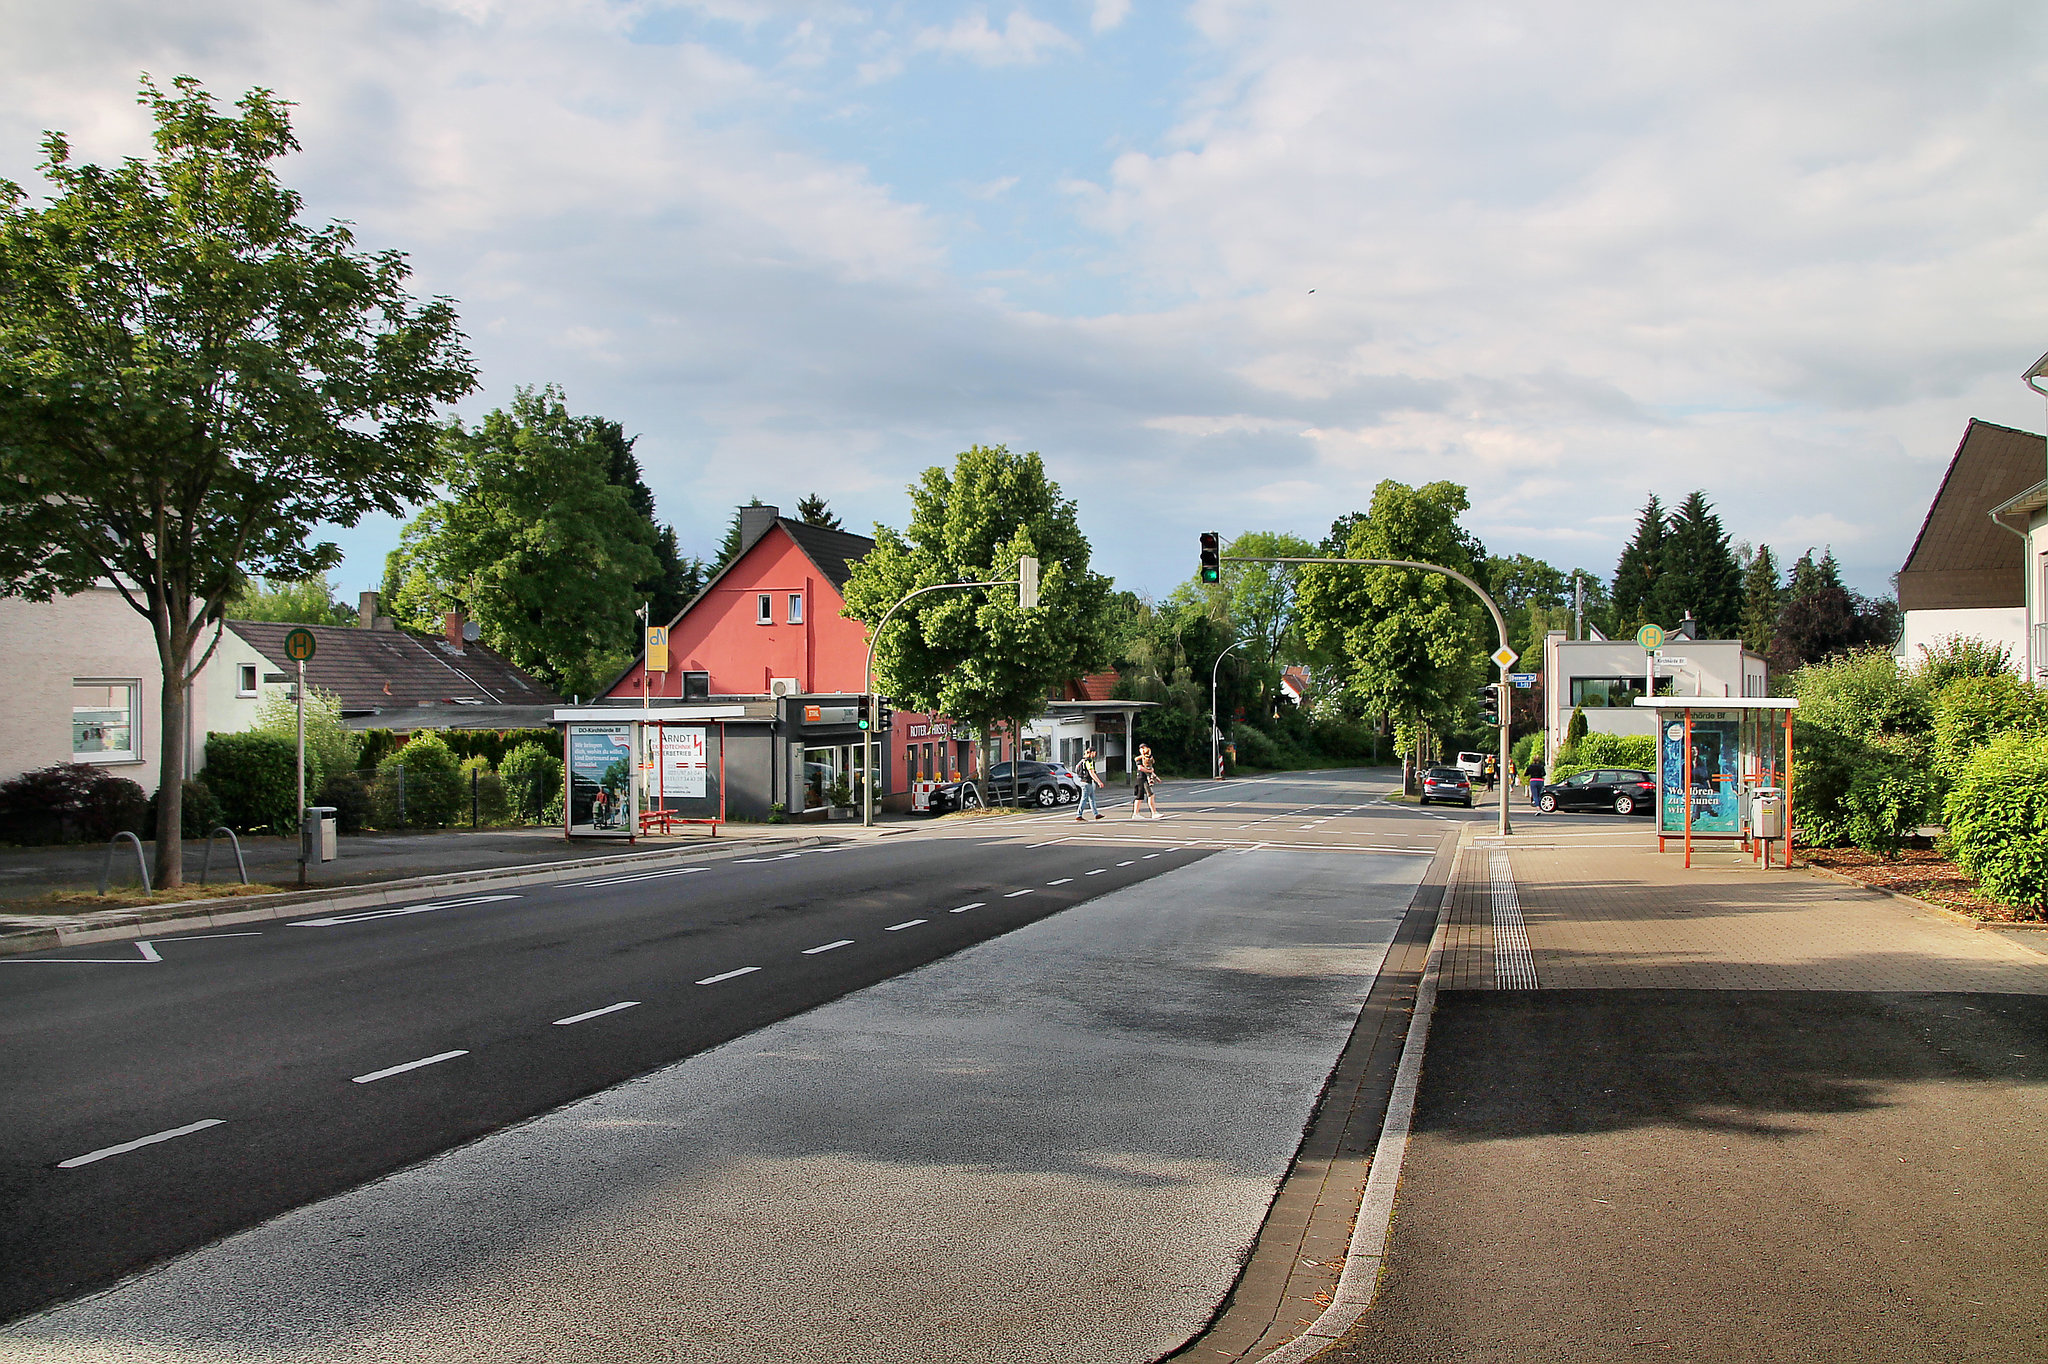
[1540, 630, 1768, 771]
[1896, 419, 2040, 669]
[1989, 479, 2048, 683]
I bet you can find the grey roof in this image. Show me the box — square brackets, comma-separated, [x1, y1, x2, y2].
[1898, 419, 2043, 612]
[226, 621, 561, 716]
[778, 518, 875, 590]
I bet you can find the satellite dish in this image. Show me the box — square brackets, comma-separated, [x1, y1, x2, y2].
[462, 621, 481, 642]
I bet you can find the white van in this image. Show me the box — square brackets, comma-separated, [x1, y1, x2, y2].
[1455, 751, 1487, 777]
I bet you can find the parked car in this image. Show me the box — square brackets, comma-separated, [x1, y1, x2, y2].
[1538, 768, 1657, 815]
[1454, 751, 1487, 777]
[1044, 762, 1086, 804]
[1419, 766, 1474, 808]
[926, 760, 1066, 813]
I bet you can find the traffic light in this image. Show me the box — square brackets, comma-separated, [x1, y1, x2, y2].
[876, 696, 895, 731]
[1475, 682, 1500, 727]
[1199, 531, 1221, 584]
[857, 696, 871, 730]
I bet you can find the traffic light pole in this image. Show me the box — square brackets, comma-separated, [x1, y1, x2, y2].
[859, 567, 1032, 828]
[1211, 639, 1244, 780]
[1222, 554, 1515, 838]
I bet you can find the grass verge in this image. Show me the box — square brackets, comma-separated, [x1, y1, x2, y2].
[0, 882, 292, 917]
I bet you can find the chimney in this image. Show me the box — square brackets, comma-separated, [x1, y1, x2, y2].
[738, 504, 780, 556]
[359, 591, 379, 629]
[444, 610, 466, 654]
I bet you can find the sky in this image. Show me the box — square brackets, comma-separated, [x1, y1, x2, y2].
[5, 0, 2046, 607]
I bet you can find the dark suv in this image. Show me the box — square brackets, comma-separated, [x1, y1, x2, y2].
[927, 760, 1065, 813]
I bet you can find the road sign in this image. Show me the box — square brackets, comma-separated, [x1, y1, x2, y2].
[283, 628, 317, 662]
[1636, 623, 1665, 651]
[1510, 672, 1538, 688]
[1491, 646, 1518, 670]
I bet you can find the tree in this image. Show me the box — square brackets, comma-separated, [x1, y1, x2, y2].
[1651, 491, 1742, 637]
[718, 497, 767, 565]
[796, 493, 842, 530]
[386, 386, 660, 697]
[1610, 495, 1666, 628]
[1769, 548, 1897, 673]
[840, 445, 1117, 784]
[225, 572, 356, 625]
[0, 77, 475, 886]
[1210, 530, 1316, 715]
[584, 416, 710, 625]
[1295, 480, 1489, 787]
[1484, 553, 1570, 657]
[1738, 544, 1783, 654]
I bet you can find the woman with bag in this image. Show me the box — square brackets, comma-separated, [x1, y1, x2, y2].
[1132, 744, 1161, 820]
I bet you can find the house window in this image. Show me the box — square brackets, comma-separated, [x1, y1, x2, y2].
[238, 663, 259, 697]
[1569, 676, 1674, 708]
[757, 594, 773, 624]
[72, 680, 140, 762]
[788, 593, 804, 624]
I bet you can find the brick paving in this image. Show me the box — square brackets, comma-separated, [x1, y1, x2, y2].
[1443, 832, 2048, 994]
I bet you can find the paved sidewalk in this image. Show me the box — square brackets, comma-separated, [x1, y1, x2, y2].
[1325, 829, 2048, 1364]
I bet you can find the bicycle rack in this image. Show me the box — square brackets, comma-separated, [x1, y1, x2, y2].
[97, 831, 152, 895]
[199, 826, 249, 885]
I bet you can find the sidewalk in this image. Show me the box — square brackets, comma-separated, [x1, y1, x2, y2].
[1323, 829, 2048, 1364]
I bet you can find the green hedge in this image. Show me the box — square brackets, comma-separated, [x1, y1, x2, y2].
[205, 731, 312, 833]
[1551, 730, 1656, 783]
[1945, 731, 2048, 917]
[355, 726, 563, 772]
[1930, 674, 2048, 784]
[500, 742, 564, 822]
[372, 732, 464, 829]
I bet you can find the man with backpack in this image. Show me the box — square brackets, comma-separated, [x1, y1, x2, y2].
[1073, 747, 1106, 820]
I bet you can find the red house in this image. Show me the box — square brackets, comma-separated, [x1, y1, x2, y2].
[603, 506, 977, 814]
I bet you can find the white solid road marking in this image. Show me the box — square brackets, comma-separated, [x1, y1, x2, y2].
[885, 919, 927, 931]
[1047, 878, 1073, 885]
[950, 902, 985, 913]
[576, 867, 706, 887]
[159, 932, 264, 942]
[292, 895, 520, 927]
[553, 1001, 641, 1026]
[352, 1050, 469, 1084]
[804, 939, 855, 954]
[4, 939, 168, 965]
[58, 1118, 225, 1169]
[1003, 889, 1035, 898]
[697, 967, 761, 985]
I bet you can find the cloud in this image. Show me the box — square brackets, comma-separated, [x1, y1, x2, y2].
[1090, 0, 1131, 33]
[911, 9, 1078, 66]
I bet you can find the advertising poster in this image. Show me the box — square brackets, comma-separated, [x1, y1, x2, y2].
[567, 724, 634, 836]
[645, 725, 707, 802]
[1659, 712, 1742, 835]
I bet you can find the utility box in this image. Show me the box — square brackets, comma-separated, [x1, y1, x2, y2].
[1750, 788, 1784, 841]
[302, 805, 338, 863]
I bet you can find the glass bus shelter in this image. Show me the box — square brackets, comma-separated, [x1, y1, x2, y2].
[1631, 696, 1800, 869]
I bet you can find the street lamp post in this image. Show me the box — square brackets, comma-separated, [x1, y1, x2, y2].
[1211, 640, 1244, 781]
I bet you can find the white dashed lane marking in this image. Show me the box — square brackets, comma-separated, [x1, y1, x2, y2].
[1004, 889, 1035, 898]
[803, 939, 854, 954]
[352, 1051, 469, 1085]
[58, 1119, 225, 1170]
[1117, 861, 1135, 867]
[553, 1001, 640, 1026]
[950, 902, 985, 913]
[697, 967, 761, 985]
[1047, 878, 1073, 886]
[885, 920, 927, 932]
[1085, 869, 1106, 875]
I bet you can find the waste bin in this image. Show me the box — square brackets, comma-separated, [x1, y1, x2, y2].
[1750, 788, 1784, 840]
[302, 805, 338, 863]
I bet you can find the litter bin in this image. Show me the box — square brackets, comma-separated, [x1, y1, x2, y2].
[302, 805, 338, 863]
[1750, 788, 1784, 841]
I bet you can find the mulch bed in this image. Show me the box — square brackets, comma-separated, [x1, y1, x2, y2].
[1803, 846, 2044, 924]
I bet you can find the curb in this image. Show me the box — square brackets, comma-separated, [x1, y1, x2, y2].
[0, 833, 830, 956]
[1801, 864, 2048, 932]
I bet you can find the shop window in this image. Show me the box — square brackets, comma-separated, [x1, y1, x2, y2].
[788, 594, 803, 624]
[73, 680, 140, 762]
[757, 594, 773, 624]
[238, 663, 259, 696]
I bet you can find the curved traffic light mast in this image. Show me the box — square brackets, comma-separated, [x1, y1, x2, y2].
[1204, 537, 1516, 837]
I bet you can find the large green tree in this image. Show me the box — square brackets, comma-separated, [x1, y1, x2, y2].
[0, 77, 474, 885]
[1738, 543, 1783, 654]
[840, 445, 1117, 780]
[1649, 491, 1742, 637]
[1610, 494, 1666, 628]
[1296, 480, 1489, 784]
[1204, 530, 1317, 715]
[384, 386, 658, 696]
[225, 572, 357, 626]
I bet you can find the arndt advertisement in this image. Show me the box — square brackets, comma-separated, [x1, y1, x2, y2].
[644, 725, 707, 801]
[567, 723, 634, 836]
[1659, 711, 1741, 835]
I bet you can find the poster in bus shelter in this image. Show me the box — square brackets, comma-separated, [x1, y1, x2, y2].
[1659, 712, 1741, 835]
[567, 723, 634, 836]
[644, 725, 707, 801]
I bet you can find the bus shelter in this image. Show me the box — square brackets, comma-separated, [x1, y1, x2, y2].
[554, 705, 746, 839]
[1631, 696, 1800, 868]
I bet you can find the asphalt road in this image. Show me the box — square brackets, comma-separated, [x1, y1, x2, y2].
[0, 767, 1465, 1330]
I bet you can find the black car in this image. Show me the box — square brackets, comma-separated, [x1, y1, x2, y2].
[927, 760, 1066, 813]
[1419, 766, 1473, 808]
[1539, 767, 1657, 815]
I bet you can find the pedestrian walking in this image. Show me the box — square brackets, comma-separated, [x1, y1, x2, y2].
[1133, 744, 1161, 819]
[1483, 754, 1498, 791]
[1073, 747, 1106, 821]
[1528, 767, 1546, 812]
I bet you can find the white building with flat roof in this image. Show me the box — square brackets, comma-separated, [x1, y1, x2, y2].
[1540, 630, 1768, 771]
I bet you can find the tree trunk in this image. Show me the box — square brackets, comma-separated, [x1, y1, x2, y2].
[154, 635, 191, 889]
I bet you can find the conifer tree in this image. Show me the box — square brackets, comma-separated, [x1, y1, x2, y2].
[1738, 544, 1783, 654]
[1651, 491, 1742, 637]
[1610, 495, 1665, 627]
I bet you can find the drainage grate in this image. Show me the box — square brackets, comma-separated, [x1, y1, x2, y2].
[1489, 848, 1539, 990]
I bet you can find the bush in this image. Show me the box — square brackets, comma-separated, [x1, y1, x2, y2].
[1511, 731, 1542, 773]
[458, 757, 511, 825]
[253, 686, 358, 778]
[318, 771, 373, 834]
[0, 764, 150, 843]
[1930, 674, 2048, 785]
[500, 742, 563, 823]
[1840, 759, 1933, 859]
[148, 778, 221, 840]
[1915, 634, 2013, 690]
[1230, 722, 1280, 770]
[204, 731, 306, 833]
[1945, 731, 2048, 916]
[373, 731, 464, 829]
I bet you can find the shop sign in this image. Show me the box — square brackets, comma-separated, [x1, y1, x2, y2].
[804, 704, 857, 725]
[647, 725, 707, 799]
[908, 722, 950, 739]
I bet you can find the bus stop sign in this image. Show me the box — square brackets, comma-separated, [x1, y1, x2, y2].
[283, 628, 317, 662]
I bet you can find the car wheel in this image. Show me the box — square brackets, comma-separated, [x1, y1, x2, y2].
[1035, 786, 1058, 808]
[1418, 796, 1430, 807]
[1614, 794, 1635, 816]
[1539, 793, 1558, 813]
[1462, 799, 1473, 808]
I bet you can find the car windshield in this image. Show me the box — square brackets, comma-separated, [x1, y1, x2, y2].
[1425, 768, 1463, 779]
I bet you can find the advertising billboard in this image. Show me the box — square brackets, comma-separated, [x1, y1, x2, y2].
[1659, 711, 1741, 835]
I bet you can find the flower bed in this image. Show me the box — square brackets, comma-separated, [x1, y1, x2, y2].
[1804, 846, 2043, 923]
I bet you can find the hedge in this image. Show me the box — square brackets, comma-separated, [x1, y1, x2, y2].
[355, 726, 563, 772]
[372, 731, 464, 829]
[205, 731, 311, 833]
[0, 764, 150, 844]
[500, 742, 564, 822]
[1945, 730, 2048, 917]
[1550, 730, 1656, 784]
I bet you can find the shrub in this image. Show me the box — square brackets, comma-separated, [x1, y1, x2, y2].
[373, 731, 464, 829]
[458, 756, 511, 825]
[253, 686, 358, 778]
[356, 728, 401, 772]
[1930, 674, 2048, 785]
[318, 771, 373, 834]
[0, 764, 150, 843]
[1572, 731, 1657, 770]
[1230, 722, 1280, 770]
[1565, 707, 1589, 749]
[1945, 731, 2048, 916]
[1511, 731, 1542, 773]
[1840, 758, 1933, 859]
[148, 778, 222, 840]
[1790, 648, 1931, 744]
[1915, 634, 2012, 690]
[500, 742, 563, 823]
[204, 731, 306, 833]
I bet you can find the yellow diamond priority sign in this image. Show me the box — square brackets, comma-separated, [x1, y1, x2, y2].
[1491, 645, 1518, 670]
